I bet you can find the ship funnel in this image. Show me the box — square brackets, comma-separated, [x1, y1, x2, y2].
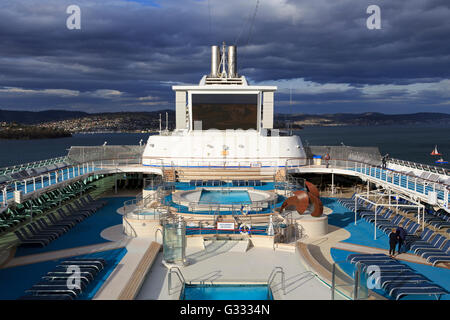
[227, 45, 237, 78]
[210, 45, 220, 78]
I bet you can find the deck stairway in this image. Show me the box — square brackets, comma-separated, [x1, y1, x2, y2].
[174, 167, 276, 182]
[163, 169, 176, 182]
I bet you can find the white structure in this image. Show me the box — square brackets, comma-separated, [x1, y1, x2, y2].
[142, 43, 306, 169]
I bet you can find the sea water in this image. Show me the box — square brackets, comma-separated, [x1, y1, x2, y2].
[0, 126, 449, 168]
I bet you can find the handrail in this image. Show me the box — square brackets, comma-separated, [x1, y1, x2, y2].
[388, 157, 449, 176]
[267, 266, 286, 296]
[168, 266, 186, 296]
[155, 228, 163, 243]
[330, 260, 369, 300]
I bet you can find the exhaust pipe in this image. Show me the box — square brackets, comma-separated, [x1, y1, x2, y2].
[210, 45, 220, 78]
[227, 45, 237, 78]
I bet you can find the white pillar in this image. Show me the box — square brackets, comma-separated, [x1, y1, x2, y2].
[374, 204, 377, 240]
[331, 173, 335, 195]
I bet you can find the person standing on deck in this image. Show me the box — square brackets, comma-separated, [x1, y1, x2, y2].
[396, 226, 407, 254]
[381, 153, 389, 169]
[389, 228, 399, 257]
[324, 152, 331, 168]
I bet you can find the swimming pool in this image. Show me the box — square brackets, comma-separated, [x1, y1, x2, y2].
[199, 190, 251, 204]
[181, 284, 274, 300]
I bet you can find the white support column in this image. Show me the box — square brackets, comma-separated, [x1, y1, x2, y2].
[175, 90, 187, 130]
[367, 181, 369, 197]
[422, 207, 425, 231]
[262, 91, 274, 129]
[354, 196, 358, 225]
[331, 173, 335, 195]
[374, 204, 377, 240]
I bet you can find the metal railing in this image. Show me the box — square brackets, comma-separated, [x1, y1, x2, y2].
[168, 266, 186, 296]
[0, 156, 69, 175]
[1, 161, 102, 206]
[286, 158, 450, 211]
[331, 260, 362, 300]
[267, 266, 286, 296]
[388, 157, 449, 176]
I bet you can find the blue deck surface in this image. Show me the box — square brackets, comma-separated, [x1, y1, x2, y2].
[15, 197, 131, 257]
[326, 197, 450, 300]
[324, 197, 391, 250]
[0, 247, 127, 300]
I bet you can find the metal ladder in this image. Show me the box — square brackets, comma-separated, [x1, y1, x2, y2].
[168, 266, 187, 296]
[267, 266, 286, 296]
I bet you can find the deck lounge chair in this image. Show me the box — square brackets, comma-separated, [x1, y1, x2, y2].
[14, 230, 50, 247]
[65, 203, 93, 216]
[30, 221, 65, 237]
[18, 294, 74, 300]
[389, 286, 448, 300]
[412, 235, 447, 255]
[25, 225, 58, 240]
[47, 212, 76, 228]
[38, 218, 70, 232]
[57, 209, 85, 222]
[420, 241, 450, 260]
[86, 194, 107, 207]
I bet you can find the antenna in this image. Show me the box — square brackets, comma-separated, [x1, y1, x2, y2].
[159, 113, 162, 133]
[166, 112, 168, 131]
[220, 42, 228, 78]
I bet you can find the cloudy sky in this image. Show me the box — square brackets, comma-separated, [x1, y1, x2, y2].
[0, 0, 449, 114]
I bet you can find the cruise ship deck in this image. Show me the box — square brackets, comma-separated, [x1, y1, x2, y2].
[0, 44, 449, 302]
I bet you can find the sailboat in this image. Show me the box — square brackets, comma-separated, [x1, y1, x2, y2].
[430, 145, 442, 156]
[435, 157, 449, 164]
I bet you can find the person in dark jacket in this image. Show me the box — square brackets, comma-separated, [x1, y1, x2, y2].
[389, 228, 399, 257]
[396, 226, 407, 253]
[324, 152, 331, 168]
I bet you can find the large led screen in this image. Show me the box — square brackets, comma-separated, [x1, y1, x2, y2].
[192, 94, 258, 130]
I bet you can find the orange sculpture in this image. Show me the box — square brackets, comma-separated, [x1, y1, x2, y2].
[280, 181, 324, 217]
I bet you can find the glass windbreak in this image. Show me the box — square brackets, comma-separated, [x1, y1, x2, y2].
[331, 261, 369, 300]
[163, 221, 186, 264]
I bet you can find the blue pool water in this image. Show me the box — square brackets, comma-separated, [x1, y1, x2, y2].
[199, 190, 251, 204]
[182, 284, 273, 300]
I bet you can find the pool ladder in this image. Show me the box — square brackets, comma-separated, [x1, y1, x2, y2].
[168, 266, 187, 296]
[267, 266, 286, 296]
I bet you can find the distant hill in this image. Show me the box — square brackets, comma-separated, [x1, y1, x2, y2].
[1, 109, 449, 127]
[274, 112, 450, 127]
[0, 109, 88, 124]
[0, 109, 174, 125]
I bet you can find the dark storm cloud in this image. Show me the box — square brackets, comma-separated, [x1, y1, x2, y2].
[0, 0, 448, 113]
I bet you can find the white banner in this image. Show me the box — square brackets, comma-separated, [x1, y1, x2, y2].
[217, 222, 235, 230]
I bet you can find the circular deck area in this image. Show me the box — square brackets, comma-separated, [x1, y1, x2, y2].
[171, 187, 278, 213]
